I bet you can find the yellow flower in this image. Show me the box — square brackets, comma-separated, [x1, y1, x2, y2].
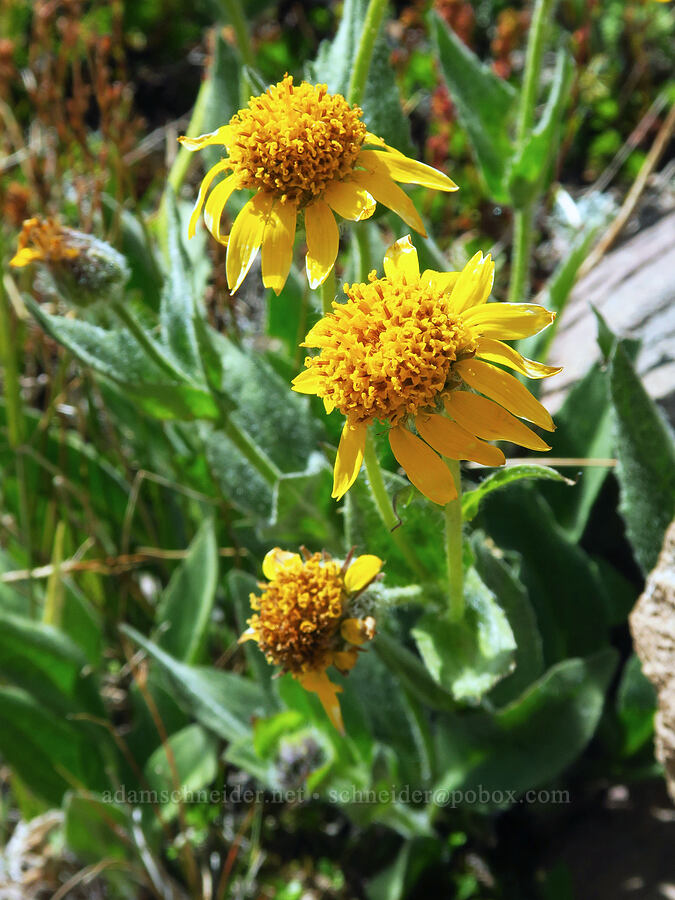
[293, 236, 562, 505]
[179, 74, 457, 295]
[240, 547, 382, 733]
[10, 217, 80, 268]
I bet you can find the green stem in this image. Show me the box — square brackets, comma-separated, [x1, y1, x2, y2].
[0, 284, 23, 449]
[0, 276, 34, 611]
[217, 0, 255, 68]
[221, 415, 281, 487]
[347, 0, 390, 106]
[320, 269, 336, 316]
[508, 0, 558, 304]
[355, 226, 371, 280]
[444, 459, 464, 622]
[363, 431, 426, 580]
[515, 0, 558, 145]
[112, 301, 186, 382]
[507, 203, 533, 304]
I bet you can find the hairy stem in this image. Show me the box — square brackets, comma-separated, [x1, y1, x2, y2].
[508, 0, 558, 303]
[347, 0, 389, 106]
[444, 459, 464, 622]
[363, 431, 426, 580]
[320, 269, 336, 316]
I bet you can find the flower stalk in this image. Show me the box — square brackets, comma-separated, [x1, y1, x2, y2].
[363, 431, 426, 580]
[444, 459, 464, 621]
[508, 0, 559, 304]
[347, 0, 390, 106]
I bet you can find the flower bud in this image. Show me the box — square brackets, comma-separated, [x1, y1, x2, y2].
[10, 217, 129, 308]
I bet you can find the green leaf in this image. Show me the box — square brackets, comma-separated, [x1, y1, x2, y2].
[345, 466, 444, 585]
[160, 189, 203, 376]
[101, 195, 162, 309]
[462, 465, 572, 522]
[610, 341, 675, 573]
[413, 569, 516, 702]
[121, 625, 270, 741]
[537, 362, 614, 541]
[155, 519, 218, 663]
[367, 838, 443, 900]
[472, 535, 544, 706]
[434, 649, 618, 805]
[143, 724, 218, 822]
[64, 792, 133, 863]
[506, 49, 574, 207]
[616, 654, 656, 757]
[26, 300, 220, 421]
[0, 686, 109, 805]
[374, 632, 456, 713]
[0, 610, 102, 716]
[431, 10, 516, 202]
[478, 485, 609, 663]
[266, 465, 342, 552]
[307, 0, 413, 155]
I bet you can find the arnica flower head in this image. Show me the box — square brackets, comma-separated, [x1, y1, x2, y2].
[293, 236, 562, 505]
[10, 217, 129, 307]
[240, 547, 382, 733]
[179, 74, 457, 296]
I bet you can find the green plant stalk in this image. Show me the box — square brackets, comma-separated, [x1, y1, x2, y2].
[508, 203, 534, 304]
[444, 458, 464, 621]
[320, 269, 336, 316]
[363, 431, 426, 580]
[221, 414, 281, 486]
[0, 275, 34, 610]
[347, 0, 389, 105]
[508, 0, 558, 304]
[111, 301, 186, 382]
[217, 0, 255, 68]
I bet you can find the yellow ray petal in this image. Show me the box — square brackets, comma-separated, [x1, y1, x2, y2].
[291, 367, 324, 395]
[226, 191, 273, 293]
[454, 359, 555, 431]
[324, 180, 376, 221]
[416, 413, 505, 467]
[340, 617, 376, 645]
[383, 235, 420, 283]
[444, 391, 552, 451]
[190, 161, 234, 238]
[261, 201, 297, 296]
[332, 421, 367, 500]
[262, 548, 301, 580]
[449, 252, 495, 314]
[297, 669, 344, 734]
[324, 396, 335, 414]
[463, 303, 556, 340]
[203, 173, 240, 243]
[305, 199, 340, 289]
[351, 169, 426, 235]
[178, 125, 233, 151]
[9, 247, 43, 267]
[344, 554, 383, 593]
[358, 149, 458, 192]
[475, 338, 563, 379]
[420, 269, 460, 293]
[388, 425, 457, 505]
[237, 627, 258, 644]
[362, 131, 404, 153]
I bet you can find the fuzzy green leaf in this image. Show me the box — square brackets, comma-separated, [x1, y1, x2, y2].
[610, 341, 675, 573]
[431, 10, 516, 202]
